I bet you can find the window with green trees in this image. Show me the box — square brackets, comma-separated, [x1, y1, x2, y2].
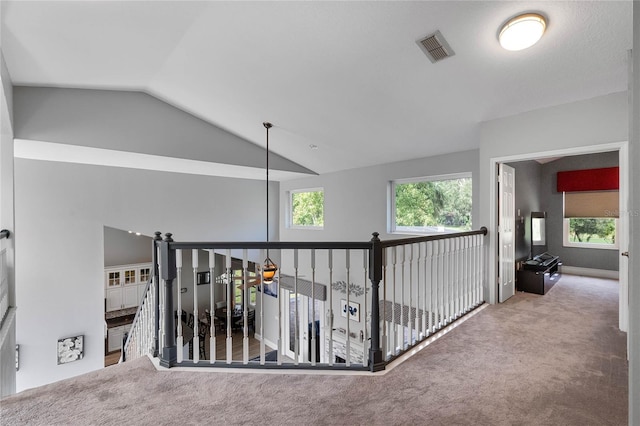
[392, 174, 472, 234]
[290, 189, 324, 228]
[564, 218, 618, 249]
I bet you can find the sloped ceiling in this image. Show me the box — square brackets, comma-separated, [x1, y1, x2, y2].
[0, 1, 633, 176]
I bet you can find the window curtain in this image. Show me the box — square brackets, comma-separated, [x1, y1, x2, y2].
[558, 167, 619, 218]
[564, 191, 619, 218]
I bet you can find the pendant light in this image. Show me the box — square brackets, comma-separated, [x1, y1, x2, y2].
[262, 122, 278, 284]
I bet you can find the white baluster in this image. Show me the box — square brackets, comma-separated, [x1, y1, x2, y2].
[226, 250, 233, 364]
[345, 249, 351, 367]
[192, 249, 199, 363]
[209, 250, 215, 364]
[276, 249, 282, 366]
[242, 249, 249, 364]
[311, 249, 317, 366]
[293, 249, 299, 366]
[391, 246, 397, 354]
[362, 248, 369, 367]
[176, 249, 183, 363]
[327, 249, 334, 366]
[260, 248, 266, 365]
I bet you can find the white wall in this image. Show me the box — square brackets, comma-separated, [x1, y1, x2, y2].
[103, 226, 152, 267]
[14, 159, 279, 391]
[479, 91, 629, 304]
[0, 49, 17, 397]
[628, 4, 639, 423]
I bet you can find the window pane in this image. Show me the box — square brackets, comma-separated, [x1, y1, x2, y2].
[568, 218, 616, 245]
[291, 190, 324, 227]
[394, 177, 471, 233]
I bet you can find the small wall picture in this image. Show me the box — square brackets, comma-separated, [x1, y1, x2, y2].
[341, 299, 360, 322]
[197, 271, 210, 285]
[57, 335, 84, 365]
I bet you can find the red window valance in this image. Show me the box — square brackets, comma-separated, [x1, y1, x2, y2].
[557, 167, 619, 192]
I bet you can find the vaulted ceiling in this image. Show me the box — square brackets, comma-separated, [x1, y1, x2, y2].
[0, 1, 633, 176]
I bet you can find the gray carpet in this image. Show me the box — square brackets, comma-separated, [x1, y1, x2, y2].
[0, 275, 628, 425]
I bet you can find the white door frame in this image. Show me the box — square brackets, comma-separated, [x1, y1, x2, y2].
[487, 141, 629, 331]
[282, 290, 325, 363]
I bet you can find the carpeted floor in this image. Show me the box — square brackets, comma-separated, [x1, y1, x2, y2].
[0, 274, 628, 425]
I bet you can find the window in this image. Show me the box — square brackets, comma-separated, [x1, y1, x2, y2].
[391, 173, 472, 234]
[562, 191, 619, 250]
[563, 218, 618, 250]
[289, 188, 324, 229]
[231, 269, 257, 306]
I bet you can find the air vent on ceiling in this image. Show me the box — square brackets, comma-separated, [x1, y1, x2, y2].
[417, 30, 455, 63]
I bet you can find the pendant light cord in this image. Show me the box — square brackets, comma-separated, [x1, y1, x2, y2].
[263, 122, 272, 244]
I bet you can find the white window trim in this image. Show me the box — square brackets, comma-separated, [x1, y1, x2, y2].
[562, 218, 619, 250]
[389, 172, 472, 235]
[287, 187, 324, 230]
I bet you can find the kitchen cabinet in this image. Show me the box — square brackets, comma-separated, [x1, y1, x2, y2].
[107, 323, 132, 353]
[104, 263, 152, 312]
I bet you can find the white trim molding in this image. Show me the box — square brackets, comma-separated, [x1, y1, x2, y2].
[561, 266, 619, 280]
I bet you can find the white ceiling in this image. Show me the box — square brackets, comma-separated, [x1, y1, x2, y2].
[0, 1, 633, 175]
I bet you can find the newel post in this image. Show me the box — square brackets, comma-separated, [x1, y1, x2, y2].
[368, 232, 385, 372]
[152, 231, 162, 357]
[159, 233, 177, 368]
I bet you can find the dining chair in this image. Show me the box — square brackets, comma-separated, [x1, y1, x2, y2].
[233, 309, 255, 333]
[187, 313, 194, 330]
[197, 321, 208, 359]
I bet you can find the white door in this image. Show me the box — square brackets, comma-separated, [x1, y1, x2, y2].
[282, 291, 323, 363]
[498, 163, 516, 303]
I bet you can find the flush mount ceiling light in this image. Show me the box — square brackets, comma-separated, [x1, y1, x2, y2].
[499, 13, 547, 51]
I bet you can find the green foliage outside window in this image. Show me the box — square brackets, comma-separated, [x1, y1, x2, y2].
[292, 190, 324, 227]
[568, 218, 616, 244]
[232, 270, 256, 305]
[395, 177, 472, 232]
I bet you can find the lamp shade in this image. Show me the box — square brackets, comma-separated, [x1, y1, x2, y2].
[499, 13, 546, 51]
[262, 259, 278, 284]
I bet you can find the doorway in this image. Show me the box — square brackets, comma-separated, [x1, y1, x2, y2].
[282, 290, 324, 363]
[490, 141, 629, 333]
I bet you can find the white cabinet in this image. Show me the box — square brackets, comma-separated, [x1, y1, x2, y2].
[107, 323, 132, 353]
[104, 263, 152, 312]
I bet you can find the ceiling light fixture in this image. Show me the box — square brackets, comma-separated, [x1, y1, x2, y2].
[499, 13, 546, 51]
[262, 122, 278, 284]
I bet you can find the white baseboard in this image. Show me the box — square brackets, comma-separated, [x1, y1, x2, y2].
[561, 265, 619, 280]
[253, 333, 277, 350]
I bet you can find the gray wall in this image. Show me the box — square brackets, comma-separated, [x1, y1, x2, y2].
[13, 86, 313, 174]
[540, 151, 619, 271]
[103, 226, 152, 267]
[506, 160, 542, 261]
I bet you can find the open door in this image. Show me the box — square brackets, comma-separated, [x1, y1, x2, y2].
[282, 291, 324, 363]
[498, 163, 516, 303]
